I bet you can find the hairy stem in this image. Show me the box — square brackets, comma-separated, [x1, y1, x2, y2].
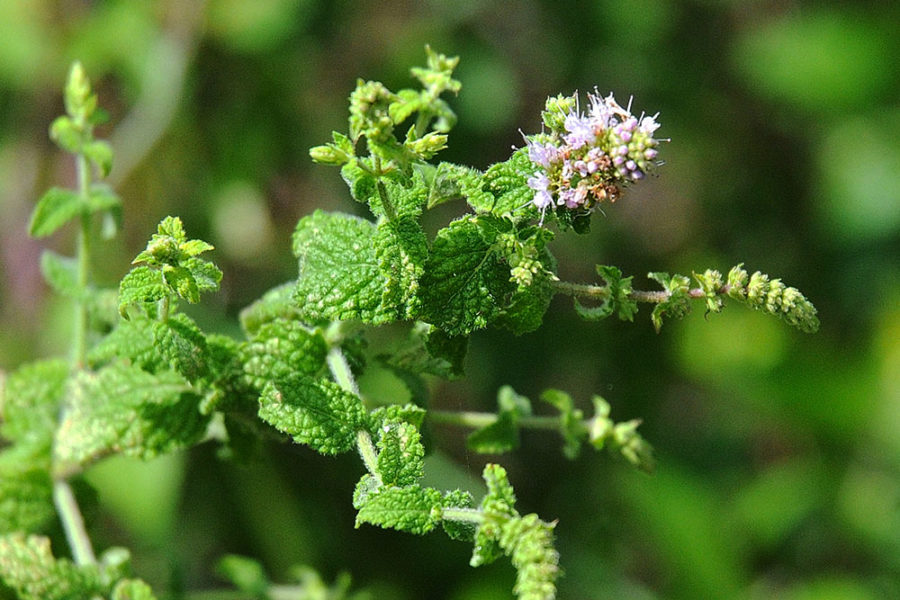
[441, 506, 485, 524]
[326, 343, 381, 481]
[52, 480, 96, 566]
[552, 279, 713, 303]
[72, 153, 92, 369]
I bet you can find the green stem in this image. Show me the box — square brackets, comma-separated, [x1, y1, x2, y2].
[372, 155, 397, 221]
[72, 153, 92, 369]
[551, 279, 711, 304]
[326, 343, 380, 480]
[441, 506, 485, 524]
[52, 479, 96, 566]
[428, 410, 563, 432]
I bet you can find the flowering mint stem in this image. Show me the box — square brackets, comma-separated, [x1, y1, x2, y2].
[52, 479, 96, 566]
[552, 279, 711, 303]
[428, 410, 563, 432]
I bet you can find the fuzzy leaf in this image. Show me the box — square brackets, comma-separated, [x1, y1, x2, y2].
[471, 464, 518, 568]
[257, 375, 366, 455]
[240, 318, 328, 391]
[376, 421, 425, 487]
[118, 266, 168, 316]
[53, 362, 208, 471]
[1, 359, 69, 447]
[647, 272, 692, 332]
[0, 448, 55, 534]
[368, 404, 427, 432]
[238, 283, 300, 337]
[28, 188, 82, 238]
[0, 534, 103, 600]
[441, 490, 477, 542]
[574, 265, 637, 322]
[354, 484, 443, 535]
[292, 210, 391, 324]
[374, 215, 428, 319]
[479, 150, 541, 219]
[467, 386, 532, 454]
[419, 216, 515, 336]
[426, 162, 489, 210]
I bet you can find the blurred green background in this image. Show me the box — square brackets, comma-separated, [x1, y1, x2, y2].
[1, 1, 898, 598]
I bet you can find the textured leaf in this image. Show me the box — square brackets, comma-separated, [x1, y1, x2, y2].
[240, 318, 328, 392]
[28, 187, 82, 238]
[0, 534, 103, 600]
[479, 149, 541, 220]
[118, 266, 168, 316]
[39, 250, 81, 299]
[182, 257, 222, 296]
[292, 210, 390, 324]
[238, 282, 299, 337]
[257, 375, 366, 455]
[419, 216, 515, 336]
[1, 359, 69, 447]
[53, 362, 208, 471]
[373, 214, 428, 320]
[354, 484, 443, 535]
[376, 421, 425, 487]
[0, 448, 54, 535]
[470, 464, 518, 568]
[379, 323, 467, 380]
[499, 514, 559, 600]
[426, 162, 489, 210]
[440, 490, 477, 542]
[467, 386, 533, 454]
[647, 272, 692, 332]
[368, 404, 427, 432]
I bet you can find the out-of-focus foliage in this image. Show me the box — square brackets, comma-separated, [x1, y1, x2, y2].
[0, 1, 896, 599]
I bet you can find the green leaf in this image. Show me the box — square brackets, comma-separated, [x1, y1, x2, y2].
[368, 404, 427, 432]
[470, 464, 518, 568]
[111, 578, 159, 600]
[479, 149, 541, 220]
[53, 362, 208, 472]
[354, 484, 443, 535]
[0, 448, 55, 534]
[467, 386, 532, 454]
[292, 210, 391, 324]
[373, 214, 428, 320]
[240, 318, 328, 391]
[118, 266, 168, 316]
[39, 250, 80, 299]
[540, 389, 587, 459]
[574, 265, 637, 322]
[376, 421, 425, 487]
[85, 184, 121, 215]
[419, 216, 516, 336]
[28, 187, 82, 238]
[0, 534, 103, 600]
[49, 116, 83, 154]
[425, 162, 488, 210]
[258, 375, 366, 455]
[1, 359, 69, 447]
[83, 140, 113, 177]
[216, 555, 269, 597]
[239, 282, 300, 337]
[441, 490, 476, 542]
[647, 271, 692, 332]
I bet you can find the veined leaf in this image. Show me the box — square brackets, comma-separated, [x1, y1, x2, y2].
[354, 484, 443, 535]
[292, 210, 390, 324]
[0, 359, 69, 447]
[118, 266, 168, 316]
[53, 362, 208, 472]
[374, 214, 428, 320]
[376, 421, 425, 487]
[0, 447, 55, 534]
[240, 318, 328, 391]
[419, 216, 515, 336]
[239, 282, 300, 337]
[257, 375, 366, 455]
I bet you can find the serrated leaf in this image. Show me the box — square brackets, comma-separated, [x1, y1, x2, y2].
[376, 421, 425, 486]
[239, 282, 300, 337]
[419, 216, 515, 336]
[118, 266, 168, 316]
[1, 359, 69, 447]
[258, 375, 366, 455]
[39, 250, 81, 299]
[181, 257, 222, 298]
[426, 162, 488, 210]
[647, 272, 691, 332]
[0, 534, 103, 600]
[496, 269, 555, 335]
[368, 404, 426, 431]
[479, 150, 541, 220]
[354, 485, 443, 535]
[28, 187, 82, 238]
[292, 210, 391, 324]
[240, 318, 328, 391]
[53, 362, 208, 472]
[479, 463, 518, 518]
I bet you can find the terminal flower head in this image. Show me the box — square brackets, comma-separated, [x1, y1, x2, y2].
[523, 89, 664, 223]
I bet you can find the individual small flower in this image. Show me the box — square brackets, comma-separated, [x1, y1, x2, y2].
[527, 171, 553, 209]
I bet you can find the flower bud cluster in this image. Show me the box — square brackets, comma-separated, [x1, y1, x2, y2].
[726, 265, 820, 333]
[524, 90, 662, 220]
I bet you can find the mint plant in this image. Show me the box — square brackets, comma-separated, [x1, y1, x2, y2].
[0, 50, 818, 600]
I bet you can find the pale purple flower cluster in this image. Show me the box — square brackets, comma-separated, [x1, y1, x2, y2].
[524, 90, 662, 220]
